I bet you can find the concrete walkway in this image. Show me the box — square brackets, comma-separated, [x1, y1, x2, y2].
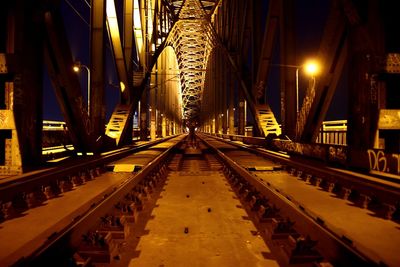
[128, 167, 280, 267]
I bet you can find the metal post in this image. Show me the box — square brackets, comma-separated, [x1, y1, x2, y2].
[74, 63, 91, 115]
[229, 70, 235, 135]
[90, 0, 106, 139]
[83, 65, 91, 115]
[295, 67, 299, 114]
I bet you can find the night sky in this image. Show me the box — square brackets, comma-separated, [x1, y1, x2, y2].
[266, 0, 348, 122]
[43, 0, 347, 122]
[43, 0, 120, 121]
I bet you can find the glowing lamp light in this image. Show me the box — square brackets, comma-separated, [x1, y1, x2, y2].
[120, 81, 126, 92]
[303, 60, 320, 76]
[73, 66, 80, 72]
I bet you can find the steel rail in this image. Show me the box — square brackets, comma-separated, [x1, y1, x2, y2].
[18, 135, 186, 265]
[200, 134, 379, 267]
[0, 135, 180, 203]
[203, 133, 400, 209]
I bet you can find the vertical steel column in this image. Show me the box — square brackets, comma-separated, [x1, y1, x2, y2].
[296, 0, 348, 142]
[217, 49, 223, 134]
[140, 89, 148, 140]
[238, 81, 245, 135]
[123, 0, 134, 147]
[254, 0, 279, 104]
[90, 0, 106, 139]
[162, 116, 166, 137]
[222, 59, 228, 134]
[159, 52, 164, 137]
[228, 69, 235, 135]
[106, 0, 131, 104]
[0, 0, 42, 173]
[213, 51, 218, 134]
[150, 73, 156, 140]
[124, 0, 133, 70]
[168, 72, 173, 136]
[205, 58, 209, 133]
[279, 0, 296, 139]
[140, 0, 146, 65]
[44, 8, 95, 153]
[347, 0, 386, 151]
[167, 117, 170, 136]
[251, 0, 263, 102]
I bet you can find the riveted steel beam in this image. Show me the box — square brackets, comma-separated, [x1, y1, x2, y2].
[44, 8, 95, 153]
[296, 0, 348, 142]
[90, 0, 106, 140]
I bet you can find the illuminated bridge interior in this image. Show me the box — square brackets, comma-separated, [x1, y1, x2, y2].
[0, 0, 399, 266]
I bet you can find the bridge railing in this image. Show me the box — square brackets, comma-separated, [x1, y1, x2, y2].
[316, 120, 347, 146]
[43, 120, 67, 131]
[220, 120, 347, 145]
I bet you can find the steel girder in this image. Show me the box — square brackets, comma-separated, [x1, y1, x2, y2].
[42, 0, 177, 150]
[197, 0, 284, 137]
[90, 0, 107, 141]
[164, 0, 218, 17]
[295, 0, 348, 142]
[44, 9, 97, 153]
[106, 0, 131, 104]
[106, 0, 176, 145]
[0, 0, 43, 173]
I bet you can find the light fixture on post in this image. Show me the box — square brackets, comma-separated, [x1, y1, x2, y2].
[272, 59, 320, 115]
[298, 59, 320, 114]
[73, 61, 91, 115]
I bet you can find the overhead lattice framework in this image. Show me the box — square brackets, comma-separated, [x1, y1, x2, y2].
[165, 0, 218, 119]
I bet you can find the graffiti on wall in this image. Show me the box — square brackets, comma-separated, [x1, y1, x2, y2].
[271, 140, 348, 165]
[328, 146, 347, 163]
[367, 149, 400, 175]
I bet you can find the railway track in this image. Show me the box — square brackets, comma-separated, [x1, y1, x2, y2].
[200, 134, 398, 266]
[0, 136, 179, 219]
[0, 134, 398, 266]
[204, 133, 400, 222]
[0, 135, 184, 266]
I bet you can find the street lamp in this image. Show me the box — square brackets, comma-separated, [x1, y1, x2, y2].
[73, 61, 91, 115]
[298, 59, 320, 113]
[273, 59, 320, 114]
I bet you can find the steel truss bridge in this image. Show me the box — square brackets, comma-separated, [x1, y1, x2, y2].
[1, 1, 400, 266]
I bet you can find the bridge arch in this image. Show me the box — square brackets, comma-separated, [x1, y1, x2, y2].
[144, 46, 183, 139]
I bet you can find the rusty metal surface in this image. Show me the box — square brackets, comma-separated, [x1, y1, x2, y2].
[378, 109, 400, 130]
[1, 2, 43, 174]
